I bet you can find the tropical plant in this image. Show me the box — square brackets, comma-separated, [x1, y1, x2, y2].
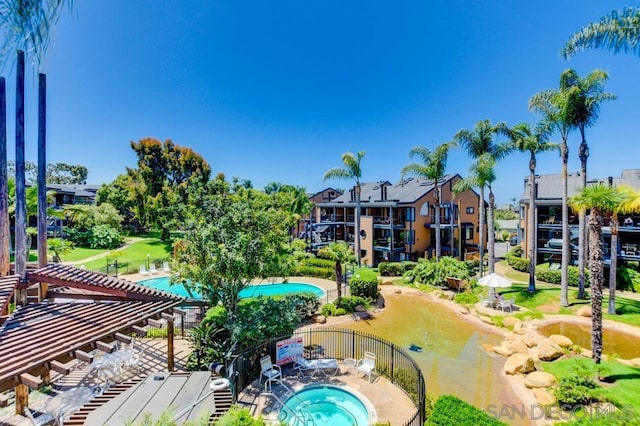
[317, 241, 355, 302]
[506, 122, 558, 292]
[401, 142, 455, 260]
[323, 151, 365, 266]
[529, 74, 576, 307]
[562, 7, 640, 58]
[569, 183, 628, 364]
[47, 237, 73, 262]
[454, 120, 509, 276]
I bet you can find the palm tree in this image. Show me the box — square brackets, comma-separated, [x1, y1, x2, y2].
[324, 151, 365, 266]
[454, 120, 509, 276]
[318, 242, 355, 302]
[506, 122, 558, 292]
[529, 78, 575, 307]
[562, 7, 640, 58]
[401, 142, 455, 260]
[564, 69, 616, 300]
[0, 78, 8, 276]
[569, 184, 628, 365]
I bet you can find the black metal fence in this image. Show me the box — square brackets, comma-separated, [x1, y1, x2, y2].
[226, 327, 425, 426]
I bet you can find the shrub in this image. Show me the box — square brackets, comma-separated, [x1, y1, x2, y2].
[216, 406, 266, 426]
[427, 395, 506, 425]
[454, 292, 479, 305]
[302, 257, 335, 268]
[321, 302, 347, 316]
[401, 261, 418, 272]
[88, 224, 123, 249]
[378, 262, 404, 276]
[536, 266, 588, 287]
[509, 245, 523, 258]
[292, 264, 335, 279]
[506, 254, 529, 272]
[617, 266, 640, 292]
[554, 375, 605, 407]
[349, 268, 379, 300]
[282, 292, 321, 319]
[202, 306, 228, 328]
[336, 296, 369, 312]
[405, 257, 469, 287]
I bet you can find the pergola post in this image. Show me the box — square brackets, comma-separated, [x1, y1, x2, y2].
[162, 313, 175, 372]
[41, 367, 51, 386]
[15, 384, 28, 414]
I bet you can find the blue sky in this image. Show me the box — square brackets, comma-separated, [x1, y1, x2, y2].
[3, 1, 640, 204]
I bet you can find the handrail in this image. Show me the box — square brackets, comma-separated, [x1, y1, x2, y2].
[172, 389, 215, 421]
[261, 391, 308, 425]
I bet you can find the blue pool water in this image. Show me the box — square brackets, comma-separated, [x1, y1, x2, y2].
[138, 277, 324, 299]
[278, 385, 369, 426]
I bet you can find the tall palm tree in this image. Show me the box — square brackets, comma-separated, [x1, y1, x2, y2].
[564, 69, 616, 299]
[401, 142, 455, 261]
[562, 7, 640, 58]
[324, 151, 365, 266]
[569, 184, 628, 365]
[318, 242, 355, 302]
[506, 122, 558, 292]
[529, 79, 575, 307]
[0, 78, 8, 276]
[454, 120, 509, 276]
[453, 153, 498, 273]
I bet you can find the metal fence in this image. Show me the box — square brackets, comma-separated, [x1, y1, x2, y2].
[226, 327, 425, 426]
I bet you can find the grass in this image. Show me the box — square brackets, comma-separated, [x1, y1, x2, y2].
[64, 246, 108, 262]
[82, 238, 173, 274]
[542, 357, 640, 418]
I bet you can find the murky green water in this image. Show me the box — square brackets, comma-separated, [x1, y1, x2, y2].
[346, 291, 529, 422]
[537, 322, 640, 359]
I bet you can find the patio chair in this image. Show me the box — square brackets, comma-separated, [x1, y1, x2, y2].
[356, 351, 376, 383]
[24, 407, 57, 426]
[294, 356, 339, 377]
[162, 261, 171, 272]
[259, 356, 282, 390]
[498, 298, 515, 313]
[139, 265, 151, 276]
[149, 263, 159, 275]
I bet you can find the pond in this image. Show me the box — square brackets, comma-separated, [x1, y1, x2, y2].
[537, 321, 640, 360]
[345, 290, 526, 421]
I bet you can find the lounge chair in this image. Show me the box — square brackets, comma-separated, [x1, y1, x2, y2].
[139, 265, 151, 276]
[294, 356, 339, 377]
[356, 351, 376, 382]
[162, 261, 171, 272]
[149, 263, 159, 275]
[259, 356, 282, 391]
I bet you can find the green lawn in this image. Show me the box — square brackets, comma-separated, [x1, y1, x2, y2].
[81, 238, 173, 274]
[64, 247, 108, 262]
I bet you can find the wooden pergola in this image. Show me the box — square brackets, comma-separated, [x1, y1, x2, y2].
[0, 264, 186, 413]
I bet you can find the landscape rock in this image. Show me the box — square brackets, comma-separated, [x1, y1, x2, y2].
[504, 353, 535, 375]
[549, 334, 573, 348]
[312, 314, 327, 324]
[457, 306, 469, 315]
[524, 371, 556, 388]
[576, 306, 592, 317]
[513, 326, 528, 335]
[630, 358, 640, 368]
[493, 345, 513, 357]
[381, 279, 394, 286]
[481, 343, 494, 352]
[510, 340, 530, 354]
[522, 334, 539, 348]
[581, 349, 593, 358]
[394, 289, 402, 294]
[503, 331, 517, 341]
[503, 317, 522, 328]
[537, 339, 564, 361]
[479, 315, 493, 325]
[532, 388, 557, 406]
[355, 305, 367, 312]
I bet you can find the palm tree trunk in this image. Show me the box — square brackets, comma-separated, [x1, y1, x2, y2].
[488, 188, 496, 274]
[37, 74, 47, 269]
[434, 182, 441, 261]
[608, 213, 618, 315]
[355, 183, 362, 267]
[588, 209, 604, 365]
[527, 157, 536, 292]
[578, 139, 589, 299]
[335, 260, 343, 301]
[0, 78, 9, 277]
[560, 142, 569, 307]
[15, 50, 28, 282]
[478, 186, 485, 277]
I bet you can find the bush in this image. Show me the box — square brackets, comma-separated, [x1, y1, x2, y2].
[349, 268, 379, 300]
[282, 292, 321, 319]
[321, 302, 347, 316]
[454, 292, 479, 305]
[536, 266, 588, 287]
[292, 264, 335, 279]
[427, 395, 506, 425]
[87, 224, 123, 249]
[336, 296, 369, 312]
[509, 245, 523, 258]
[378, 262, 404, 276]
[302, 257, 335, 268]
[202, 306, 228, 328]
[554, 375, 605, 407]
[405, 257, 469, 287]
[216, 406, 266, 426]
[506, 254, 529, 272]
[401, 261, 418, 271]
[617, 266, 640, 292]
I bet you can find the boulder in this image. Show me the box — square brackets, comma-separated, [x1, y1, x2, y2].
[504, 353, 536, 375]
[503, 317, 522, 328]
[510, 340, 530, 354]
[630, 358, 640, 368]
[380, 279, 394, 286]
[581, 349, 593, 358]
[503, 331, 517, 341]
[524, 371, 556, 388]
[481, 343, 494, 353]
[537, 339, 564, 361]
[479, 315, 493, 325]
[312, 314, 327, 324]
[549, 334, 573, 348]
[513, 326, 528, 335]
[493, 345, 513, 357]
[576, 306, 592, 317]
[532, 388, 557, 406]
[522, 334, 539, 348]
[355, 305, 367, 312]
[394, 289, 402, 294]
[457, 306, 469, 315]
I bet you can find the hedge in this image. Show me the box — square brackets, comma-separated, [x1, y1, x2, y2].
[349, 268, 379, 300]
[427, 395, 506, 426]
[379, 261, 418, 276]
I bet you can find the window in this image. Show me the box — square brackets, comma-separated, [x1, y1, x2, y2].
[405, 230, 415, 244]
[466, 206, 474, 214]
[464, 227, 474, 241]
[405, 207, 415, 222]
[419, 202, 429, 216]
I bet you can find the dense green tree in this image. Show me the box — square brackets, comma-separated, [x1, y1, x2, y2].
[324, 151, 365, 266]
[401, 142, 455, 260]
[569, 184, 628, 365]
[454, 120, 509, 275]
[506, 122, 558, 292]
[318, 242, 356, 301]
[562, 7, 640, 58]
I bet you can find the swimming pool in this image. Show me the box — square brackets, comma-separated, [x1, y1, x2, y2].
[138, 277, 325, 299]
[278, 385, 370, 426]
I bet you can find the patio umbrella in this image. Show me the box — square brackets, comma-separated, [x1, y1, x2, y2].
[477, 273, 512, 296]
